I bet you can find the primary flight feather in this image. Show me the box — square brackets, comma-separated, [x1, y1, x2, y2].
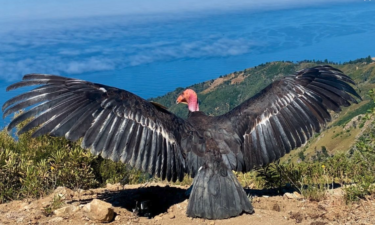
[2, 65, 360, 219]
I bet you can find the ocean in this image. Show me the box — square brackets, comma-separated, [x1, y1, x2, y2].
[0, 2, 374, 127]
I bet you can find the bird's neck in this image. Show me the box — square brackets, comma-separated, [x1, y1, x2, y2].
[188, 95, 199, 112]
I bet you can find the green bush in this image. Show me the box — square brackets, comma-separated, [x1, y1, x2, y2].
[0, 117, 149, 203]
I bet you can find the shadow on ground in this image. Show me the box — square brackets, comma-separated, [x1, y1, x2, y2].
[67, 183, 344, 218]
[245, 182, 343, 197]
[92, 185, 188, 217]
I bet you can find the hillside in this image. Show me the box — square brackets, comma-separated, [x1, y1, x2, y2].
[150, 56, 375, 161]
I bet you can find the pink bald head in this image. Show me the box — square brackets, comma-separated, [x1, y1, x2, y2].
[176, 89, 199, 112]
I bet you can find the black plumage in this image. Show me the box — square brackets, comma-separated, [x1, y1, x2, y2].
[2, 65, 360, 219]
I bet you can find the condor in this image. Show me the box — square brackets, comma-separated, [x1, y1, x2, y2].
[3, 65, 360, 219]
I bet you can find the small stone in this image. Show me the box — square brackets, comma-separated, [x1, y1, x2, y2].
[210, 221, 215, 225]
[34, 215, 42, 220]
[19, 202, 30, 210]
[115, 216, 121, 221]
[327, 188, 344, 197]
[324, 212, 337, 221]
[72, 202, 80, 206]
[106, 183, 121, 190]
[154, 216, 163, 221]
[40, 197, 53, 208]
[53, 187, 74, 200]
[169, 214, 175, 219]
[82, 216, 90, 221]
[54, 205, 78, 217]
[272, 203, 281, 212]
[49, 217, 64, 223]
[82, 190, 95, 195]
[83, 199, 115, 222]
[284, 193, 295, 199]
[293, 191, 303, 199]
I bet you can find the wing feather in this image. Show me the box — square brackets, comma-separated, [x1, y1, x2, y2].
[3, 74, 192, 181]
[269, 116, 289, 154]
[50, 100, 95, 137]
[109, 118, 127, 162]
[32, 98, 89, 137]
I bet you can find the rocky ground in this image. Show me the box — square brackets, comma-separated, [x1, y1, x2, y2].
[1, 183, 375, 225]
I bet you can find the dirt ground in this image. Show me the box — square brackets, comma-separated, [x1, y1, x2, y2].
[1, 183, 375, 225]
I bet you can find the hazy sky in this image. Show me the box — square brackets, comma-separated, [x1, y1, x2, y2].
[0, 0, 357, 22]
[0, 0, 371, 83]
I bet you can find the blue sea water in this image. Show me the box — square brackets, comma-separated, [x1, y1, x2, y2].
[0, 2, 374, 127]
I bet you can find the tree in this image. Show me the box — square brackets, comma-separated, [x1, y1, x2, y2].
[366, 55, 372, 63]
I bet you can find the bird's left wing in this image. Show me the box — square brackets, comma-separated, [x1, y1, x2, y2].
[2, 74, 192, 181]
[214, 66, 361, 172]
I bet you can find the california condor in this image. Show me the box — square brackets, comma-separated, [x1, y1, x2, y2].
[2, 65, 360, 219]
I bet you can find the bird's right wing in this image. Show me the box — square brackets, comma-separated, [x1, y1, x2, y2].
[3, 74, 197, 182]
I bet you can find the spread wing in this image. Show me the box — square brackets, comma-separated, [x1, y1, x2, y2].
[2, 74, 193, 182]
[216, 65, 361, 172]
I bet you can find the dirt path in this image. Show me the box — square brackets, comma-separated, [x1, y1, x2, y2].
[1, 183, 374, 225]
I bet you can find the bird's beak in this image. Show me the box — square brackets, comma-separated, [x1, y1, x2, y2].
[176, 95, 188, 104]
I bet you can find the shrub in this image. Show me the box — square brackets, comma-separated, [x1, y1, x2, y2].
[0, 117, 148, 203]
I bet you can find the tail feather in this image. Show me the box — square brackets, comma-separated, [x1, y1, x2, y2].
[187, 162, 254, 219]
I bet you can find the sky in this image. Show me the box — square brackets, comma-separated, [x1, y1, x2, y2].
[0, 0, 357, 22]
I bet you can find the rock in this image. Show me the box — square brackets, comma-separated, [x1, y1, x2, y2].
[106, 183, 122, 190]
[6, 211, 26, 220]
[327, 188, 344, 197]
[83, 199, 115, 222]
[209, 221, 215, 225]
[284, 192, 303, 200]
[54, 205, 78, 217]
[40, 197, 54, 208]
[49, 217, 64, 223]
[82, 190, 95, 196]
[19, 202, 30, 210]
[284, 193, 295, 199]
[53, 187, 74, 200]
[169, 214, 175, 219]
[272, 203, 281, 212]
[293, 191, 303, 199]
[154, 216, 163, 221]
[324, 212, 337, 221]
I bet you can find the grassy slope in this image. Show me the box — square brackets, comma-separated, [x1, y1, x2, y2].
[150, 58, 375, 161]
